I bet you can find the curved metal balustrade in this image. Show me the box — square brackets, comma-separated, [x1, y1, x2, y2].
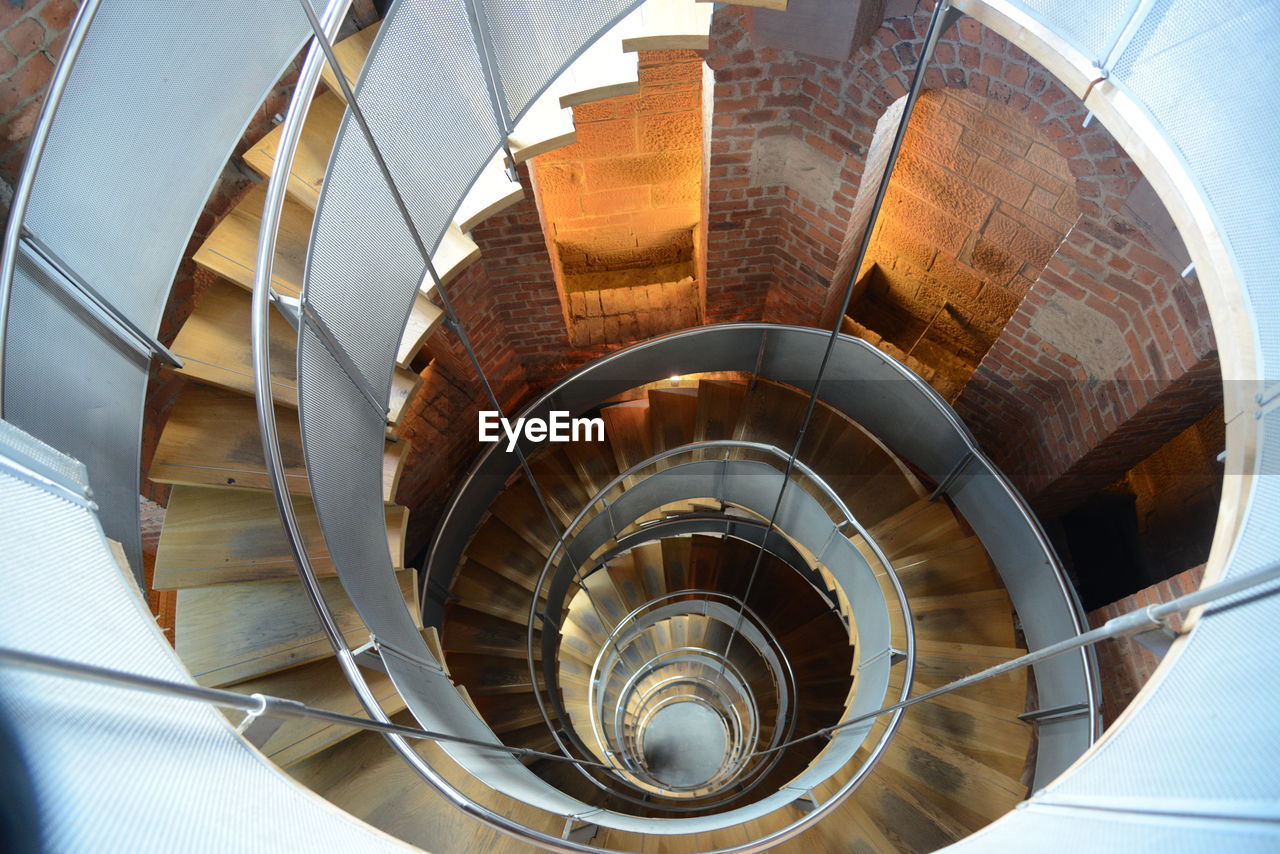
[429, 324, 1099, 788]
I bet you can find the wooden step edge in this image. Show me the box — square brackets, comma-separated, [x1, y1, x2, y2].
[508, 91, 576, 164]
[242, 88, 345, 211]
[697, 0, 787, 10]
[192, 182, 309, 299]
[396, 294, 445, 369]
[455, 151, 525, 233]
[382, 437, 408, 503]
[423, 626, 451, 675]
[169, 278, 300, 409]
[619, 0, 714, 53]
[318, 21, 381, 103]
[555, 40, 640, 108]
[388, 366, 423, 427]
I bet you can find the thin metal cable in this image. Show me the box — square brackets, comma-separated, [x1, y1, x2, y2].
[719, 0, 956, 672]
[0, 646, 611, 767]
[292, 0, 596, 620]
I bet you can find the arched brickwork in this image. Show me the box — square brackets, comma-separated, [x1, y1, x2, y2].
[700, 2, 1142, 329]
[699, 2, 1217, 515]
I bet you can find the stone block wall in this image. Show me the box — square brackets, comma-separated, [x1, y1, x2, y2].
[857, 87, 1078, 375]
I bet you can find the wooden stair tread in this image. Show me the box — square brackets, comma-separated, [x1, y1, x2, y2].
[194, 182, 310, 298]
[243, 88, 344, 211]
[173, 311, 418, 430]
[866, 499, 967, 559]
[397, 291, 446, 369]
[225, 655, 405, 767]
[154, 485, 406, 589]
[441, 604, 537, 660]
[647, 387, 698, 455]
[620, 0, 714, 52]
[170, 279, 300, 407]
[176, 569, 416, 687]
[456, 151, 525, 232]
[452, 561, 538, 626]
[318, 21, 380, 103]
[907, 589, 1016, 648]
[508, 88, 575, 163]
[151, 382, 406, 503]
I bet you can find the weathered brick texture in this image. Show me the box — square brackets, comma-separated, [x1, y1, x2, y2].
[955, 213, 1218, 514]
[1087, 563, 1205, 728]
[701, 2, 1142, 333]
[855, 88, 1079, 381]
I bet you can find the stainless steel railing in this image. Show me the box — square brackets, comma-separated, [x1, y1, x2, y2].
[522, 440, 914, 801]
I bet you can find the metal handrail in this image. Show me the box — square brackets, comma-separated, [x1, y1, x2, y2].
[611, 652, 787, 812]
[588, 590, 792, 766]
[248, 1, 1089, 850]
[0, 646, 603, 766]
[523, 439, 914, 813]
[608, 646, 758, 801]
[585, 593, 788, 801]
[248, 4, 635, 853]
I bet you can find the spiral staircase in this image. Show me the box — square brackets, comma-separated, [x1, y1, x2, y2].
[1, 1, 1278, 853]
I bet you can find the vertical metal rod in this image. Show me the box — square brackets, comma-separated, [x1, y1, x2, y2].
[721, 0, 956, 670]
[294, 0, 635, 783]
[0, 0, 104, 418]
[289, 1, 603, 642]
[254, 5, 635, 853]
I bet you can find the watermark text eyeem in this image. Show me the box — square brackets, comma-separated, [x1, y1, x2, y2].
[479, 410, 604, 451]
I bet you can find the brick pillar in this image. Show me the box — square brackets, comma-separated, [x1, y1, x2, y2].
[955, 213, 1219, 515]
[469, 166, 581, 391]
[1086, 563, 1205, 727]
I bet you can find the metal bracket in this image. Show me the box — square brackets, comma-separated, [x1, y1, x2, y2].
[351, 639, 388, 675]
[236, 692, 309, 747]
[20, 230, 183, 369]
[1018, 702, 1091, 724]
[929, 451, 973, 501]
[603, 497, 618, 539]
[889, 648, 908, 667]
[236, 699, 287, 748]
[561, 819, 599, 844]
[1132, 622, 1179, 658]
[268, 288, 302, 332]
[789, 790, 818, 813]
[372, 635, 447, 675]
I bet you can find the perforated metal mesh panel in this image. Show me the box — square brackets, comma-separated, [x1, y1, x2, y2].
[947, 803, 1279, 852]
[0, 428, 411, 853]
[23, 0, 308, 332]
[306, 0, 501, 383]
[298, 327, 425, 656]
[1108, 0, 1280, 383]
[475, 0, 642, 121]
[300, 0, 506, 712]
[1006, 0, 1132, 63]
[3, 252, 148, 572]
[7, 1, 308, 575]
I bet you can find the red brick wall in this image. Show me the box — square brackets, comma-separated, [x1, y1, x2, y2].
[1087, 563, 1205, 728]
[954, 214, 1219, 515]
[0, 0, 77, 209]
[700, 2, 1142, 333]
